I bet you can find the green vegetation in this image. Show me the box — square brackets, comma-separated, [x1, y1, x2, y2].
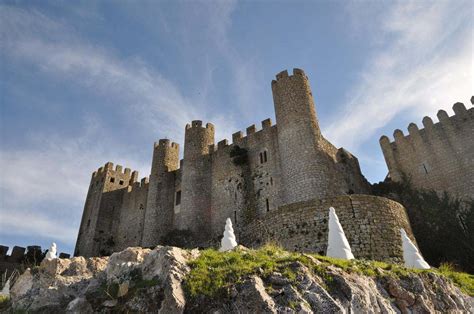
[184, 244, 474, 299]
[229, 145, 248, 166]
[434, 263, 474, 296]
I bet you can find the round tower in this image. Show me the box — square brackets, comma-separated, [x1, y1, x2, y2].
[272, 68, 334, 204]
[179, 120, 214, 241]
[142, 139, 179, 247]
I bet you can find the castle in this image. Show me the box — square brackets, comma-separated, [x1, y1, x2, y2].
[380, 97, 474, 201]
[75, 69, 420, 261]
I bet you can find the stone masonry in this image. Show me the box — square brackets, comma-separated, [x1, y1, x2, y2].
[241, 195, 414, 263]
[380, 97, 474, 201]
[75, 69, 417, 260]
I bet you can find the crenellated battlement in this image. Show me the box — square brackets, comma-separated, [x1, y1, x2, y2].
[154, 139, 179, 149]
[379, 97, 474, 200]
[272, 68, 306, 85]
[380, 100, 474, 145]
[128, 176, 149, 191]
[185, 120, 215, 130]
[76, 68, 410, 258]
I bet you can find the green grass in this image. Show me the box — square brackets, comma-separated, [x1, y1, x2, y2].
[0, 295, 10, 311]
[184, 244, 474, 298]
[185, 244, 310, 298]
[434, 263, 474, 296]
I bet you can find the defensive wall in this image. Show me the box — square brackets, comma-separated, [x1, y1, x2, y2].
[75, 162, 149, 257]
[240, 195, 414, 263]
[380, 97, 474, 201]
[75, 68, 386, 258]
[0, 245, 70, 277]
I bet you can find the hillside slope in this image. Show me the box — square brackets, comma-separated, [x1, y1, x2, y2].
[2, 245, 473, 313]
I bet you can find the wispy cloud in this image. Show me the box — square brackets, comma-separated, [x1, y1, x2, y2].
[1, 5, 199, 140]
[324, 0, 472, 148]
[0, 3, 244, 249]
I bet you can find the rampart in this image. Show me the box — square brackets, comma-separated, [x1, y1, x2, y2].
[75, 69, 403, 260]
[380, 98, 474, 201]
[0, 245, 70, 277]
[241, 195, 414, 263]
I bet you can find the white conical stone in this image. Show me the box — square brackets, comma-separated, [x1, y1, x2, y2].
[326, 207, 355, 260]
[220, 218, 238, 252]
[45, 242, 57, 260]
[400, 228, 430, 269]
[0, 279, 10, 298]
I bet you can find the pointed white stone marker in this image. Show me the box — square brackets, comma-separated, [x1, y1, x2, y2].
[327, 207, 355, 260]
[45, 242, 57, 260]
[0, 279, 10, 298]
[220, 218, 238, 252]
[400, 228, 430, 269]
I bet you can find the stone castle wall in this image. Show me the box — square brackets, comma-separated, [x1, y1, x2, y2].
[241, 195, 414, 262]
[380, 99, 474, 201]
[75, 69, 386, 258]
[142, 140, 179, 247]
[115, 178, 149, 251]
[0, 245, 70, 278]
[75, 163, 147, 257]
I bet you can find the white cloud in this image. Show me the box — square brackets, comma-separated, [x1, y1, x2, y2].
[0, 208, 79, 245]
[324, 0, 473, 148]
[0, 4, 244, 247]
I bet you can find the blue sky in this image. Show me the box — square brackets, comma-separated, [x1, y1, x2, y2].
[0, 0, 472, 255]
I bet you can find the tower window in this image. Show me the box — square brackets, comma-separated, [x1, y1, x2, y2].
[259, 151, 268, 164]
[270, 177, 273, 186]
[175, 191, 181, 205]
[110, 177, 115, 183]
[234, 211, 237, 224]
[266, 198, 270, 212]
[119, 180, 124, 185]
[87, 219, 91, 228]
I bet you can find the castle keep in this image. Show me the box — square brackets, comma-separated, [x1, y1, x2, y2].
[380, 97, 474, 201]
[75, 69, 415, 261]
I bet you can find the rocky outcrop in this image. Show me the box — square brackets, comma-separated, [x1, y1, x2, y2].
[3, 246, 472, 313]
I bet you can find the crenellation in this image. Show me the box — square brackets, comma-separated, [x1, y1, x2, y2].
[437, 109, 449, 122]
[407, 123, 419, 135]
[217, 139, 228, 149]
[292, 68, 305, 76]
[115, 164, 123, 173]
[422, 116, 434, 129]
[261, 118, 272, 129]
[232, 131, 243, 143]
[380, 98, 474, 201]
[393, 129, 405, 143]
[246, 124, 256, 135]
[452, 102, 467, 115]
[131, 170, 139, 183]
[275, 69, 289, 80]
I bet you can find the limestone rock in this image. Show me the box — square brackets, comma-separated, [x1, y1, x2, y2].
[10, 269, 33, 300]
[66, 297, 93, 313]
[106, 247, 151, 282]
[234, 276, 277, 313]
[5, 246, 472, 313]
